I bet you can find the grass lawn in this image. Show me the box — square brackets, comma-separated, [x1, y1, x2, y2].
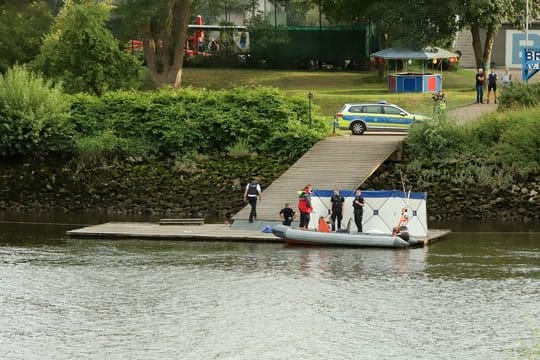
[182, 67, 479, 118]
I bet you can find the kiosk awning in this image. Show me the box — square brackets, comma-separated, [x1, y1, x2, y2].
[372, 47, 459, 60]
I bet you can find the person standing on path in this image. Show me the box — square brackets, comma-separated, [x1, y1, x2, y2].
[330, 189, 345, 232]
[298, 184, 313, 229]
[487, 68, 498, 104]
[353, 189, 365, 233]
[243, 177, 262, 223]
[475, 68, 485, 104]
[501, 68, 512, 87]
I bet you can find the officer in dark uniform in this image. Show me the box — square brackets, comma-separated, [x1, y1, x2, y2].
[330, 189, 345, 231]
[243, 177, 261, 223]
[353, 189, 365, 233]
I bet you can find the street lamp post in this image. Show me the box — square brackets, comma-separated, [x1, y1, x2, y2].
[307, 91, 313, 125]
[526, 0, 530, 85]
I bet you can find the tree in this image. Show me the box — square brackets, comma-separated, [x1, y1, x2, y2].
[322, 0, 458, 49]
[0, 0, 53, 73]
[456, 0, 540, 69]
[457, 0, 516, 69]
[114, 0, 191, 88]
[33, 1, 142, 95]
[322, 0, 538, 70]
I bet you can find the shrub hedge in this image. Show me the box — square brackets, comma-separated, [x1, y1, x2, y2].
[0, 66, 73, 156]
[498, 82, 540, 109]
[68, 86, 329, 159]
[405, 107, 540, 186]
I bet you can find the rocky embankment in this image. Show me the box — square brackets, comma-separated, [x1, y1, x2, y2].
[364, 164, 540, 223]
[1, 157, 539, 222]
[0, 157, 288, 219]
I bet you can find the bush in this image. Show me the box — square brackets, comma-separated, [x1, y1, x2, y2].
[405, 115, 466, 160]
[68, 86, 329, 159]
[75, 130, 153, 162]
[405, 107, 540, 187]
[0, 65, 73, 156]
[498, 82, 540, 110]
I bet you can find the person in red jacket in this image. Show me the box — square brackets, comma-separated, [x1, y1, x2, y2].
[298, 184, 313, 229]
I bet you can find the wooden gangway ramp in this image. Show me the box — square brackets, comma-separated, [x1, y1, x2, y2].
[235, 134, 405, 222]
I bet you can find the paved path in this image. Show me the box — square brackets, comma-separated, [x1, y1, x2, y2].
[448, 102, 497, 125]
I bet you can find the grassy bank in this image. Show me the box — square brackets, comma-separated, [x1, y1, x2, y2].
[182, 68, 478, 117]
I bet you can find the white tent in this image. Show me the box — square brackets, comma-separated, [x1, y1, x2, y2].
[309, 190, 428, 237]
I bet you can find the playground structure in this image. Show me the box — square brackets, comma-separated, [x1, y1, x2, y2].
[126, 15, 250, 58]
[186, 15, 250, 57]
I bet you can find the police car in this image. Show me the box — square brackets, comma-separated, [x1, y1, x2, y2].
[334, 100, 430, 135]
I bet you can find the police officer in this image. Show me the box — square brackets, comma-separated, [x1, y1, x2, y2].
[330, 189, 345, 231]
[353, 189, 365, 233]
[243, 177, 262, 223]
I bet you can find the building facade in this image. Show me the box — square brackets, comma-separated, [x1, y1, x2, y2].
[455, 22, 540, 69]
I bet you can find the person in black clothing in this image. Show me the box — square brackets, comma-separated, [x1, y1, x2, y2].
[329, 189, 345, 231]
[353, 189, 365, 233]
[243, 177, 262, 223]
[475, 68, 485, 104]
[487, 68, 498, 104]
[279, 203, 296, 226]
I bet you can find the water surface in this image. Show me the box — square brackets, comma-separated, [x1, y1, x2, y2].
[0, 217, 538, 359]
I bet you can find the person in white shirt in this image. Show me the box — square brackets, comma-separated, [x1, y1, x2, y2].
[501, 68, 512, 87]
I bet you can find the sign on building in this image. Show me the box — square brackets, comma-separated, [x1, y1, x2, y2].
[506, 30, 540, 68]
[522, 47, 540, 81]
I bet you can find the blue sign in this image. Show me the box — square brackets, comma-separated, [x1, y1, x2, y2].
[512, 33, 540, 65]
[522, 47, 540, 81]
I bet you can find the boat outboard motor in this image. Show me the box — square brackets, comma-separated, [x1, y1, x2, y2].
[395, 226, 410, 242]
[271, 225, 287, 238]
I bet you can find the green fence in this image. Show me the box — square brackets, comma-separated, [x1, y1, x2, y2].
[249, 26, 378, 69]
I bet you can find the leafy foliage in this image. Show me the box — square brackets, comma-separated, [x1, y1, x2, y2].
[68, 86, 329, 159]
[405, 107, 540, 186]
[33, 1, 142, 95]
[498, 82, 540, 110]
[456, 0, 532, 68]
[405, 115, 465, 160]
[0, 1, 53, 73]
[322, 0, 458, 49]
[0, 65, 73, 156]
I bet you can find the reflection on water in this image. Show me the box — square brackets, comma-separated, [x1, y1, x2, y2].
[0, 217, 539, 359]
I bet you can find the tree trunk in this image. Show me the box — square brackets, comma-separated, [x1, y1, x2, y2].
[140, 0, 191, 89]
[483, 22, 496, 69]
[470, 23, 483, 69]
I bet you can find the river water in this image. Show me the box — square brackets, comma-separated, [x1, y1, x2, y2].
[0, 214, 538, 360]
